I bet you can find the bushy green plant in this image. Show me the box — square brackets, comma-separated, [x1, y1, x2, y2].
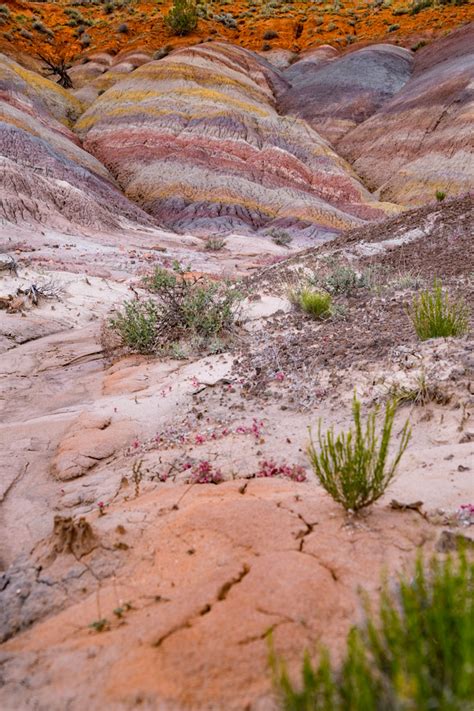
[296, 289, 332, 319]
[409, 0, 432, 14]
[109, 299, 159, 354]
[110, 268, 242, 355]
[307, 394, 410, 511]
[436, 189, 446, 202]
[204, 236, 227, 251]
[273, 550, 474, 710]
[407, 279, 469, 340]
[165, 0, 197, 35]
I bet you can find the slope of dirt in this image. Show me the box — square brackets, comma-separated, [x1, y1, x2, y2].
[337, 23, 474, 204]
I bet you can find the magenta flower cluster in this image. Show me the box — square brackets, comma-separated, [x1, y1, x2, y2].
[256, 459, 307, 482]
[186, 460, 223, 485]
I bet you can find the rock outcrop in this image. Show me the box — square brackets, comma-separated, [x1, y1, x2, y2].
[77, 42, 395, 242]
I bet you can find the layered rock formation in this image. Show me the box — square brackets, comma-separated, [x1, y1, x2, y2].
[70, 50, 155, 107]
[76, 42, 395, 241]
[0, 53, 155, 233]
[337, 24, 474, 204]
[279, 43, 413, 144]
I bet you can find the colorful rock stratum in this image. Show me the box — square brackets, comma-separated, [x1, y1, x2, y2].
[0, 12, 473, 711]
[76, 42, 395, 241]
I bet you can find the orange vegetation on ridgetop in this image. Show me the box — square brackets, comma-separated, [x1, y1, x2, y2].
[0, 0, 472, 61]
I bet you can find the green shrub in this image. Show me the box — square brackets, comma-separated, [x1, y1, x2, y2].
[296, 289, 332, 320]
[411, 39, 427, 50]
[388, 23, 399, 31]
[109, 299, 159, 354]
[204, 236, 227, 251]
[0, 5, 11, 16]
[165, 0, 197, 35]
[110, 268, 242, 355]
[273, 550, 474, 710]
[307, 394, 410, 511]
[436, 189, 446, 201]
[409, 0, 432, 14]
[407, 279, 469, 340]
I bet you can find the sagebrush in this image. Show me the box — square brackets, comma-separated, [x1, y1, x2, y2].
[307, 394, 410, 511]
[273, 550, 474, 710]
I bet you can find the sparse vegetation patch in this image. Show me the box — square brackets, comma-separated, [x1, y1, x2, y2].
[109, 266, 243, 355]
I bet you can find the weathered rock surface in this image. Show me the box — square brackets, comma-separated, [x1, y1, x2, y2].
[337, 24, 474, 204]
[0, 480, 438, 710]
[279, 43, 413, 144]
[50, 413, 134, 481]
[77, 42, 395, 243]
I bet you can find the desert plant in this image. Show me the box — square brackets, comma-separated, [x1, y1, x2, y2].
[110, 268, 242, 355]
[165, 0, 197, 35]
[311, 263, 370, 295]
[109, 299, 160, 354]
[153, 44, 173, 60]
[294, 289, 332, 320]
[409, 0, 432, 13]
[273, 549, 474, 710]
[435, 189, 446, 201]
[267, 229, 293, 248]
[307, 394, 410, 511]
[204, 236, 227, 251]
[389, 372, 451, 408]
[407, 279, 469, 340]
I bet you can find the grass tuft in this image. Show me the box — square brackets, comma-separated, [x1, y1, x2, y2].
[296, 289, 332, 320]
[407, 279, 469, 340]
